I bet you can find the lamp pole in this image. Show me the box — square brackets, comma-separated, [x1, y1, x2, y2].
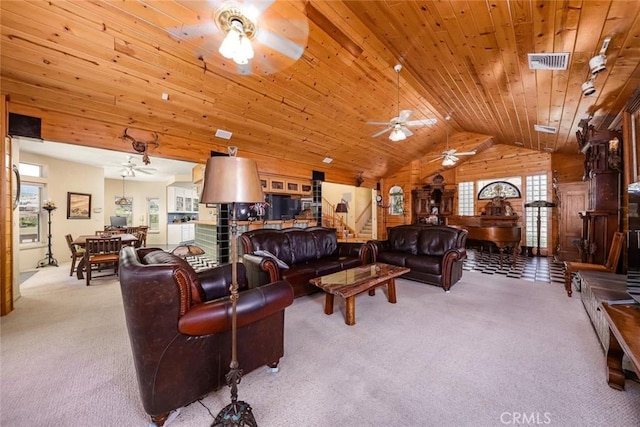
[37, 206, 59, 268]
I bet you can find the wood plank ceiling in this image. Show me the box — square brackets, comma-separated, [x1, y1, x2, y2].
[1, 0, 639, 182]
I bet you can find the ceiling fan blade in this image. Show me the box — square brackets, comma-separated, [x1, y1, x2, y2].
[401, 126, 413, 137]
[366, 121, 391, 126]
[371, 127, 392, 138]
[405, 118, 437, 127]
[136, 169, 154, 175]
[428, 156, 444, 163]
[398, 110, 412, 122]
[245, 0, 277, 14]
[455, 151, 477, 156]
[256, 28, 306, 61]
[449, 155, 460, 162]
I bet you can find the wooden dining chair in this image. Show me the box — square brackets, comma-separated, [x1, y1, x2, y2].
[564, 231, 625, 297]
[84, 236, 122, 286]
[65, 234, 85, 277]
[133, 228, 147, 248]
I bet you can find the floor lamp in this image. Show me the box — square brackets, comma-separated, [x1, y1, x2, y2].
[524, 200, 556, 257]
[200, 150, 264, 427]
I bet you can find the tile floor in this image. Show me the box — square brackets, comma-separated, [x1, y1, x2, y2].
[463, 248, 566, 285]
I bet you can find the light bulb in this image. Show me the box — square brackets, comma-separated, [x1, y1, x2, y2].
[389, 128, 406, 141]
[442, 157, 456, 167]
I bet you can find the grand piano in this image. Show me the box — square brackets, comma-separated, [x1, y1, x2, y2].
[446, 215, 522, 267]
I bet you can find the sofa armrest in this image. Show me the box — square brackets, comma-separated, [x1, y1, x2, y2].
[242, 254, 282, 287]
[337, 242, 365, 258]
[365, 240, 390, 262]
[178, 280, 294, 336]
[442, 247, 467, 271]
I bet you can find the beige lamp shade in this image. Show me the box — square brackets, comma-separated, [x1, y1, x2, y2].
[200, 156, 264, 204]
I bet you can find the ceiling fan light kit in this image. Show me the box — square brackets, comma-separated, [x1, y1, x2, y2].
[215, 4, 257, 65]
[582, 37, 612, 97]
[366, 63, 436, 141]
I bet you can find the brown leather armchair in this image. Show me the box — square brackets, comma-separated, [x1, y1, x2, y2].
[118, 246, 294, 426]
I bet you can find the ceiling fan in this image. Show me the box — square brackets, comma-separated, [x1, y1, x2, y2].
[165, 1, 309, 76]
[429, 131, 476, 166]
[119, 156, 156, 177]
[366, 64, 437, 141]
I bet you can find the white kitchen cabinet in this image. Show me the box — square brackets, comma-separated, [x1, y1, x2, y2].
[167, 186, 199, 213]
[167, 223, 195, 245]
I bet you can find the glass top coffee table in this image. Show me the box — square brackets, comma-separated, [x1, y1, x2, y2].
[309, 262, 410, 326]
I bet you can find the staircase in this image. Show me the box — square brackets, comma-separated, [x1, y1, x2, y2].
[357, 218, 373, 240]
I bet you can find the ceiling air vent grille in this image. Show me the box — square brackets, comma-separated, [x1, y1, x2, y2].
[527, 53, 570, 70]
[534, 124, 557, 134]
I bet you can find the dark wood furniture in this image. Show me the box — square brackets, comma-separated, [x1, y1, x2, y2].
[412, 175, 456, 225]
[72, 234, 138, 280]
[600, 303, 640, 390]
[563, 232, 625, 297]
[64, 234, 85, 277]
[309, 263, 410, 325]
[83, 236, 122, 286]
[447, 215, 521, 268]
[576, 121, 621, 265]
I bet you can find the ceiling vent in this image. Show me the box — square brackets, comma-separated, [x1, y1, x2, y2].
[534, 124, 557, 134]
[527, 53, 570, 70]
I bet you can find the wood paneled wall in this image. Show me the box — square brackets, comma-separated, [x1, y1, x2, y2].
[1, 94, 14, 315]
[8, 103, 369, 189]
[376, 144, 585, 255]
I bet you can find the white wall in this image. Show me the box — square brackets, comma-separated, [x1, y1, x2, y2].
[19, 152, 105, 271]
[18, 153, 170, 271]
[104, 178, 168, 246]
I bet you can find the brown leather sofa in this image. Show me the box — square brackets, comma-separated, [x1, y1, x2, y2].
[240, 226, 371, 297]
[367, 225, 468, 292]
[118, 246, 294, 426]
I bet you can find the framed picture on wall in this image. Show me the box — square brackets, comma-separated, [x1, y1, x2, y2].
[67, 192, 92, 219]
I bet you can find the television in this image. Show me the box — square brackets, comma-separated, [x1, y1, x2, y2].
[110, 216, 127, 228]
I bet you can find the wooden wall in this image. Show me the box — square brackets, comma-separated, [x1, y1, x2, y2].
[8, 103, 369, 189]
[1, 94, 14, 315]
[376, 143, 585, 256]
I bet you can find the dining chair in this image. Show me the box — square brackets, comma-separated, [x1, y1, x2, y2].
[564, 231, 625, 297]
[133, 228, 147, 248]
[65, 234, 85, 277]
[84, 236, 122, 286]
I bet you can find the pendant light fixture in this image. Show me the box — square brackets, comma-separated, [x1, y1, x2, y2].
[115, 175, 130, 206]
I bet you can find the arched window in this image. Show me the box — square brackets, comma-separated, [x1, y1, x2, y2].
[389, 185, 404, 215]
[478, 181, 521, 200]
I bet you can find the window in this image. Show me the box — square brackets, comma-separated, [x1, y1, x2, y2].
[389, 186, 404, 216]
[525, 174, 549, 247]
[458, 181, 474, 215]
[19, 183, 43, 243]
[147, 197, 160, 231]
[114, 198, 133, 225]
[18, 162, 42, 177]
[477, 181, 522, 200]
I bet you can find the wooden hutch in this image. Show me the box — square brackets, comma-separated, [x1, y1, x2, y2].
[576, 119, 622, 264]
[412, 174, 456, 225]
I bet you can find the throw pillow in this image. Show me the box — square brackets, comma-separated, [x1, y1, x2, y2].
[253, 250, 290, 269]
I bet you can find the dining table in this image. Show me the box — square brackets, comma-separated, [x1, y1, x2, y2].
[72, 234, 138, 280]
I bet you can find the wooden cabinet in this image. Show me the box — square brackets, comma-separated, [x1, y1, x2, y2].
[576, 122, 622, 265]
[263, 175, 311, 196]
[412, 187, 455, 225]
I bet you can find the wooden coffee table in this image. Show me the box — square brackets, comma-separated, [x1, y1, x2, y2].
[309, 263, 410, 325]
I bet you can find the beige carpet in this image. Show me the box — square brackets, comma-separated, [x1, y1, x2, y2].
[1, 263, 639, 427]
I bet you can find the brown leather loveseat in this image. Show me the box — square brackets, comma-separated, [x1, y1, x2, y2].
[367, 225, 468, 292]
[240, 226, 370, 297]
[118, 246, 294, 426]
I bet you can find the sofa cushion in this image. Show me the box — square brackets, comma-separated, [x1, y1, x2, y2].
[388, 227, 419, 255]
[245, 231, 294, 265]
[417, 228, 459, 256]
[405, 254, 442, 275]
[284, 229, 320, 264]
[309, 228, 338, 258]
[141, 250, 205, 304]
[377, 251, 409, 267]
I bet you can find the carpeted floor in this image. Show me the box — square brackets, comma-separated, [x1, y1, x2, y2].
[1, 261, 638, 427]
